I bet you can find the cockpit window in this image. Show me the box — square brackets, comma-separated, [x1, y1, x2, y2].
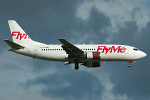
[133, 48, 139, 51]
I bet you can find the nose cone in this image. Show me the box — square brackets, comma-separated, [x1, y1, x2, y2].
[135, 51, 147, 60]
[143, 52, 147, 58]
[139, 51, 147, 59]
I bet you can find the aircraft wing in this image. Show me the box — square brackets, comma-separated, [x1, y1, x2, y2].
[58, 38, 84, 57]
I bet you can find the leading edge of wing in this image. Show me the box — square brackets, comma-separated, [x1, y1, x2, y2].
[58, 38, 84, 55]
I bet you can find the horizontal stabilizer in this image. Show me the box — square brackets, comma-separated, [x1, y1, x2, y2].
[4, 39, 24, 49]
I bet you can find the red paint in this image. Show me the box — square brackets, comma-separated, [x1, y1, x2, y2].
[92, 52, 100, 59]
[97, 46, 126, 54]
[129, 60, 136, 63]
[12, 31, 30, 40]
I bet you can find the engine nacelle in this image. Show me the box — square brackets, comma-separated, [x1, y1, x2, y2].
[86, 52, 101, 59]
[82, 62, 100, 67]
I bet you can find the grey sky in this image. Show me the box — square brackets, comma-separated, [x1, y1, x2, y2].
[0, 0, 150, 100]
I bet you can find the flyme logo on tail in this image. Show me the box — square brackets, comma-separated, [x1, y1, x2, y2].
[12, 31, 30, 40]
[97, 46, 126, 54]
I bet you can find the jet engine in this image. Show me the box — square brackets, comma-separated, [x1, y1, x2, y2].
[86, 52, 101, 59]
[82, 61, 100, 67]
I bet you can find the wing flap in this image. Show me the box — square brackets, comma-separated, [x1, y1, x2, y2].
[4, 39, 24, 49]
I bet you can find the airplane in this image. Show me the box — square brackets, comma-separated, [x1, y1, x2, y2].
[4, 20, 147, 70]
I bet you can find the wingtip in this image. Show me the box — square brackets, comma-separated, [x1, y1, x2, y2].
[4, 39, 9, 42]
[58, 38, 65, 40]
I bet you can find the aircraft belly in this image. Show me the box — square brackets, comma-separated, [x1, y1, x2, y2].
[37, 51, 67, 61]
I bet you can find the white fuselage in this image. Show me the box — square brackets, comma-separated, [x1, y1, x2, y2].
[12, 44, 146, 63]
